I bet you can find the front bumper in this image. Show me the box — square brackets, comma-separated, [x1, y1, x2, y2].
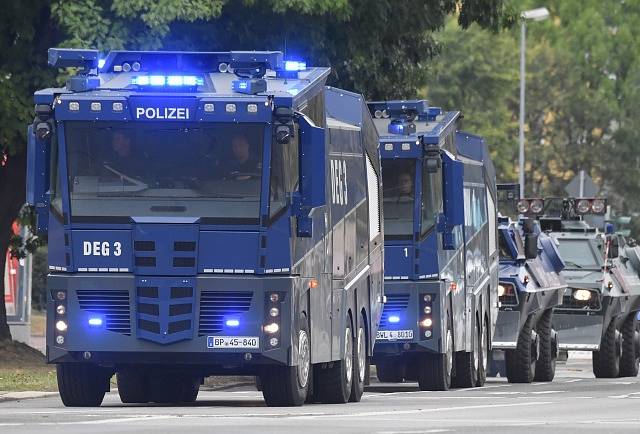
[554, 312, 603, 351]
[47, 273, 294, 367]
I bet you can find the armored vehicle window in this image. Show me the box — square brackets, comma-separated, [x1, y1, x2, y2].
[556, 238, 602, 268]
[50, 138, 63, 215]
[499, 230, 514, 259]
[65, 121, 265, 222]
[421, 163, 442, 236]
[382, 159, 415, 240]
[269, 124, 299, 219]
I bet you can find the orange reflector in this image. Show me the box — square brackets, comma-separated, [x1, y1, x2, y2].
[450, 282, 457, 291]
[309, 279, 318, 289]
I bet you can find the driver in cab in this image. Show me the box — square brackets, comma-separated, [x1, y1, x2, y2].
[223, 134, 262, 180]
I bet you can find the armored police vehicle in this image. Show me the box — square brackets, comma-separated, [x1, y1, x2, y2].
[27, 48, 384, 407]
[489, 185, 566, 383]
[368, 100, 498, 390]
[538, 198, 640, 377]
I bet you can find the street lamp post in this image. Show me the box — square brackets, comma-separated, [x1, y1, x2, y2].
[518, 7, 550, 198]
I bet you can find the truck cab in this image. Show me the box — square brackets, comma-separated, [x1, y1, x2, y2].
[490, 185, 566, 383]
[543, 198, 640, 378]
[368, 100, 498, 390]
[27, 48, 384, 406]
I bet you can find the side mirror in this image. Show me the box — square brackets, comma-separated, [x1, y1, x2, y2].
[524, 233, 538, 260]
[292, 114, 326, 237]
[439, 152, 464, 250]
[26, 123, 50, 235]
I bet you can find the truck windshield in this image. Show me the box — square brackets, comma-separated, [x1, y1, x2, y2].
[556, 238, 602, 269]
[382, 159, 415, 240]
[65, 121, 264, 223]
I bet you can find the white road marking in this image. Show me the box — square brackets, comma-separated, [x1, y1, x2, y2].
[377, 430, 452, 434]
[563, 378, 582, 383]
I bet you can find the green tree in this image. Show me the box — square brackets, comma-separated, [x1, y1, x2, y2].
[1, 0, 509, 342]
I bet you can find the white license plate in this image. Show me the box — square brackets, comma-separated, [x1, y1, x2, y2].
[376, 330, 414, 340]
[207, 336, 260, 349]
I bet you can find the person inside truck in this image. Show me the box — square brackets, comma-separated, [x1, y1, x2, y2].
[222, 133, 262, 180]
[397, 172, 414, 202]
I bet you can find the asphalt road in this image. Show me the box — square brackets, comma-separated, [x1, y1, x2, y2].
[2, 355, 639, 434]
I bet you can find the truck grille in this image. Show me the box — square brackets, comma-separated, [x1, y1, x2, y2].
[77, 290, 131, 335]
[380, 293, 410, 328]
[199, 291, 253, 335]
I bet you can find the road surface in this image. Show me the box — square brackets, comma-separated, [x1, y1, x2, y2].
[1, 356, 639, 433]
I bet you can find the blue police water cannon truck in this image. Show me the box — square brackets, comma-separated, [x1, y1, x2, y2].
[489, 184, 566, 383]
[539, 197, 640, 378]
[27, 48, 384, 407]
[367, 100, 498, 390]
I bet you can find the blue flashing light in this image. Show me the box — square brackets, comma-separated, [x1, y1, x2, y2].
[225, 319, 240, 328]
[238, 81, 248, 90]
[132, 75, 203, 87]
[388, 315, 400, 324]
[150, 75, 165, 86]
[88, 317, 103, 327]
[97, 58, 106, 69]
[285, 60, 307, 71]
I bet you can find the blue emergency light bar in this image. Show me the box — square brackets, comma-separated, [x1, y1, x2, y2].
[131, 75, 204, 87]
[232, 78, 267, 95]
[284, 60, 307, 71]
[388, 315, 401, 324]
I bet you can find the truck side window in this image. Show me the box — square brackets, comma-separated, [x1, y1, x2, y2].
[269, 124, 299, 220]
[421, 163, 442, 236]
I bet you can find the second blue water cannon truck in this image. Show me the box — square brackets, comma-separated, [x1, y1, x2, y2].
[368, 100, 499, 390]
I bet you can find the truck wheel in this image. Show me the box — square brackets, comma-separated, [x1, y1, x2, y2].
[619, 313, 640, 377]
[418, 316, 453, 391]
[505, 314, 537, 383]
[350, 321, 366, 402]
[261, 317, 311, 406]
[534, 308, 557, 382]
[476, 317, 489, 387]
[593, 320, 621, 378]
[57, 363, 109, 407]
[453, 318, 479, 388]
[375, 359, 405, 383]
[148, 375, 200, 404]
[315, 317, 353, 403]
[117, 369, 149, 403]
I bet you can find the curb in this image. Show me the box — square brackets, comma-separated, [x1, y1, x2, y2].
[0, 391, 59, 403]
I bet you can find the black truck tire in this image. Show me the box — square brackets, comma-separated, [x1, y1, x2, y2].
[505, 314, 537, 383]
[117, 369, 149, 403]
[534, 308, 557, 382]
[476, 317, 489, 387]
[619, 313, 640, 377]
[593, 320, 621, 378]
[376, 359, 405, 383]
[350, 321, 366, 402]
[315, 317, 353, 404]
[57, 363, 109, 407]
[453, 317, 479, 388]
[261, 317, 311, 407]
[148, 375, 200, 404]
[418, 314, 453, 391]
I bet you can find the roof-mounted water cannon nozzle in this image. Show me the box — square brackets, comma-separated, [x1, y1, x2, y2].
[48, 48, 101, 92]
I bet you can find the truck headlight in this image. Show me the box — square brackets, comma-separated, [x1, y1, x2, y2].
[573, 289, 592, 301]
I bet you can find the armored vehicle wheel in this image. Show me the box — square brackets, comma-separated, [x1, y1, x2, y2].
[505, 314, 537, 383]
[452, 317, 479, 388]
[315, 317, 354, 403]
[261, 317, 311, 406]
[534, 308, 557, 382]
[350, 321, 366, 402]
[418, 316, 453, 391]
[593, 320, 621, 378]
[148, 375, 200, 404]
[117, 369, 150, 403]
[376, 359, 405, 383]
[476, 317, 489, 387]
[57, 363, 110, 407]
[619, 313, 640, 377]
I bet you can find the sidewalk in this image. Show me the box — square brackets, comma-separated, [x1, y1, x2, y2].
[0, 391, 58, 403]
